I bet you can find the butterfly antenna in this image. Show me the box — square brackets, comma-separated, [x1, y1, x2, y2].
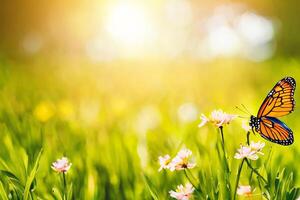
[237, 115, 248, 119]
[241, 104, 251, 115]
[235, 106, 249, 116]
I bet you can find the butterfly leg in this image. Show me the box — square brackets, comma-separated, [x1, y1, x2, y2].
[251, 128, 256, 135]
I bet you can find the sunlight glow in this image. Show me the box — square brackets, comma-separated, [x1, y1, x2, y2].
[165, 0, 193, 28]
[198, 5, 275, 61]
[89, 2, 276, 61]
[207, 26, 241, 56]
[85, 37, 116, 62]
[105, 3, 153, 47]
[237, 12, 274, 46]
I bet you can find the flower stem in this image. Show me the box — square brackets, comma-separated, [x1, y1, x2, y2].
[187, 169, 198, 182]
[220, 126, 225, 147]
[63, 172, 67, 200]
[219, 127, 231, 199]
[245, 159, 268, 184]
[184, 170, 200, 193]
[219, 127, 229, 171]
[233, 158, 245, 200]
[246, 131, 250, 145]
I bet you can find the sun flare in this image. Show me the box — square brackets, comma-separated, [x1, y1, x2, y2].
[105, 3, 153, 47]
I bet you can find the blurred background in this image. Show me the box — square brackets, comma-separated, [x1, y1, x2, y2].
[1, 0, 300, 60]
[0, 0, 300, 199]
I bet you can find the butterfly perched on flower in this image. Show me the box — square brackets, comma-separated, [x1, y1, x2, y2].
[249, 77, 296, 145]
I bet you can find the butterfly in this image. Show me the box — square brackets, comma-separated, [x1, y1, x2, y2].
[249, 77, 296, 145]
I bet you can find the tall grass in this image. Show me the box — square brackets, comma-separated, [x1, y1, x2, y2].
[0, 58, 299, 199]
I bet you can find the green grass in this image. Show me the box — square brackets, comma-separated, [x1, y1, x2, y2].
[0, 58, 300, 199]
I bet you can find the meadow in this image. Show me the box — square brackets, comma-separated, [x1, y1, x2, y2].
[0, 57, 299, 199]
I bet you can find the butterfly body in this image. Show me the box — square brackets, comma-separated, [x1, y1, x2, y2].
[249, 115, 260, 131]
[249, 77, 296, 146]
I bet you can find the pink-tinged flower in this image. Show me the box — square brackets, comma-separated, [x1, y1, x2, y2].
[158, 154, 172, 171]
[169, 183, 195, 200]
[170, 148, 196, 171]
[242, 120, 251, 132]
[250, 141, 265, 152]
[234, 145, 258, 160]
[51, 157, 72, 173]
[198, 109, 237, 128]
[198, 114, 209, 127]
[234, 141, 265, 160]
[237, 185, 252, 196]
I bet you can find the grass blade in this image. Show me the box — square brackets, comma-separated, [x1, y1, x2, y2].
[23, 148, 43, 200]
[0, 181, 9, 200]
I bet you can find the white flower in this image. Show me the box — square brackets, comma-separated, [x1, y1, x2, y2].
[237, 185, 252, 196]
[250, 141, 265, 152]
[51, 157, 72, 173]
[198, 109, 236, 128]
[170, 148, 196, 171]
[198, 114, 209, 127]
[234, 145, 259, 160]
[158, 154, 172, 171]
[242, 120, 251, 132]
[234, 141, 265, 160]
[169, 183, 195, 200]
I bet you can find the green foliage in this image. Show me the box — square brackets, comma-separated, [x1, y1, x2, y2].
[263, 168, 300, 200]
[0, 60, 299, 199]
[24, 149, 43, 200]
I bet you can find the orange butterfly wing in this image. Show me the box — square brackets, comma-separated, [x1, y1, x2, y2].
[259, 117, 293, 145]
[253, 77, 296, 145]
[257, 77, 296, 118]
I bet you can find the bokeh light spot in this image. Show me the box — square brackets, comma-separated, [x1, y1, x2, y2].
[105, 3, 153, 47]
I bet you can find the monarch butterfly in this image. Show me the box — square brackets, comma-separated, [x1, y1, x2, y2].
[249, 77, 296, 145]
